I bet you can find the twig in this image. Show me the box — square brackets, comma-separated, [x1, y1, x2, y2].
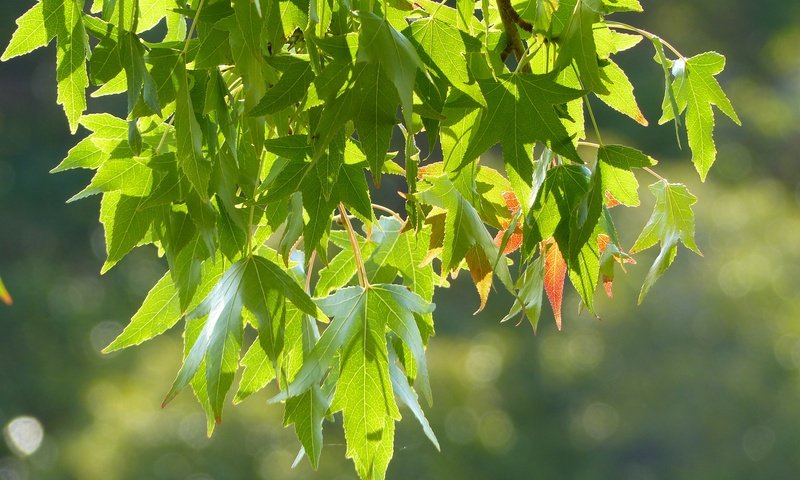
[496, 0, 530, 72]
[337, 203, 369, 288]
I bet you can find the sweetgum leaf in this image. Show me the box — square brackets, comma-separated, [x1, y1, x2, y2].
[388, 341, 439, 450]
[1, 1, 54, 61]
[631, 182, 701, 303]
[250, 57, 315, 115]
[164, 256, 321, 420]
[555, 0, 609, 95]
[502, 255, 545, 332]
[234, 328, 279, 402]
[462, 73, 585, 176]
[357, 12, 424, 126]
[417, 175, 514, 293]
[659, 52, 740, 180]
[597, 144, 656, 207]
[542, 238, 567, 330]
[55, 0, 89, 133]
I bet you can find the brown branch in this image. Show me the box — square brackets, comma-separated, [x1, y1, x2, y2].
[496, 0, 531, 72]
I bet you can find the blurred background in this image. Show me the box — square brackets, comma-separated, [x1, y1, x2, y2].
[2, 1, 800, 479]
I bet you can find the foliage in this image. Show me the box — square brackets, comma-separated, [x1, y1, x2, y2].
[2, 0, 738, 478]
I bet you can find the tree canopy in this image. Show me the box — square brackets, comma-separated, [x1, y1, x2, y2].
[2, 0, 738, 478]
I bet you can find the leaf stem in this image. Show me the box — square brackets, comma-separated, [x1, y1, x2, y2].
[338, 203, 369, 288]
[182, 0, 206, 58]
[372, 203, 403, 221]
[605, 21, 685, 60]
[643, 167, 666, 181]
[583, 91, 604, 147]
[305, 250, 316, 293]
[515, 36, 543, 73]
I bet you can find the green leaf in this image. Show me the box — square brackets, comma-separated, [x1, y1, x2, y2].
[417, 175, 514, 292]
[376, 284, 435, 403]
[164, 261, 247, 422]
[1, 1, 54, 61]
[234, 337, 277, 403]
[232, 0, 264, 57]
[100, 192, 162, 273]
[596, 58, 648, 126]
[270, 286, 366, 401]
[387, 341, 439, 450]
[56, 0, 89, 133]
[406, 17, 480, 89]
[313, 62, 397, 182]
[52, 137, 105, 172]
[556, 0, 608, 95]
[0, 275, 11, 306]
[357, 12, 424, 125]
[601, 0, 642, 13]
[660, 52, 741, 180]
[384, 226, 435, 339]
[137, 0, 170, 33]
[331, 291, 400, 479]
[250, 57, 315, 115]
[597, 144, 655, 207]
[68, 156, 154, 202]
[631, 181, 701, 303]
[523, 165, 590, 256]
[567, 223, 601, 312]
[461, 72, 585, 182]
[104, 258, 225, 352]
[241, 255, 325, 355]
[284, 377, 330, 468]
[176, 66, 211, 197]
[503, 255, 546, 331]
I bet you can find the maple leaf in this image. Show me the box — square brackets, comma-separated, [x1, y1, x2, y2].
[659, 52, 741, 180]
[493, 191, 523, 254]
[598, 144, 657, 207]
[417, 175, 515, 311]
[597, 233, 636, 298]
[556, 0, 609, 95]
[542, 238, 567, 330]
[631, 181, 701, 303]
[461, 72, 585, 186]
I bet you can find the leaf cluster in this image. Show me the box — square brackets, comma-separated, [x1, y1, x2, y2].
[2, 0, 738, 477]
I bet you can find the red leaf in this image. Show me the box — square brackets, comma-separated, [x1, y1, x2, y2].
[493, 191, 523, 254]
[502, 191, 521, 214]
[542, 238, 566, 330]
[493, 227, 523, 254]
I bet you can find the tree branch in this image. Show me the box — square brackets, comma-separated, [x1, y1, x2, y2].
[496, 0, 531, 72]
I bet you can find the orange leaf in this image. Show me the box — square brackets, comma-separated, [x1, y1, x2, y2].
[466, 247, 494, 314]
[493, 191, 523, 254]
[493, 226, 523, 254]
[597, 233, 611, 252]
[502, 191, 521, 214]
[542, 238, 566, 330]
[604, 191, 621, 208]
